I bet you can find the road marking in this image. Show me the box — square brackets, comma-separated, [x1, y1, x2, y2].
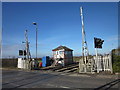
[60, 86, 70, 88]
[47, 84, 70, 88]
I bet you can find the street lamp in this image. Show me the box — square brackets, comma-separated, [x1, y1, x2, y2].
[33, 22, 38, 60]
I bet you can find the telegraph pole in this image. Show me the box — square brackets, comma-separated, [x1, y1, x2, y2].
[25, 30, 31, 69]
[25, 30, 29, 60]
[32, 22, 38, 60]
[79, 7, 89, 73]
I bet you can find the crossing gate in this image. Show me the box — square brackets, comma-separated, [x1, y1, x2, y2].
[79, 53, 113, 73]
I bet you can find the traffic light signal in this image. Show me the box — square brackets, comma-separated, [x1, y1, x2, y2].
[19, 50, 23, 56]
[94, 37, 104, 48]
[24, 50, 26, 56]
[19, 50, 26, 56]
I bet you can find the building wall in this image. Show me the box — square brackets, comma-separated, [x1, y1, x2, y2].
[53, 49, 65, 59]
[53, 49, 73, 66]
[64, 51, 73, 65]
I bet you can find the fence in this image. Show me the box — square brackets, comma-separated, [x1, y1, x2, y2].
[79, 53, 113, 73]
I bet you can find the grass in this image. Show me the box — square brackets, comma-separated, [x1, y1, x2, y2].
[73, 56, 82, 62]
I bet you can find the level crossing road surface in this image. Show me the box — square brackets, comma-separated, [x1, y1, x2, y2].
[2, 69, 120, 89]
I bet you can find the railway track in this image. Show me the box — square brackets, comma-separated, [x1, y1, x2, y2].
[55, 64, 78, 72]
[40, 62, 79, 73]
[94, 79, 120, 90]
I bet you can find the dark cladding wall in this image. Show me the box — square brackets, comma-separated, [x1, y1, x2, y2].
[2, 58, 18, 68]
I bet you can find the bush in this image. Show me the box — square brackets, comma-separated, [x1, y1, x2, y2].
[112, 54, 120, 73]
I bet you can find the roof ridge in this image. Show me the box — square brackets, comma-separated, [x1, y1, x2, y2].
[52, 45, 73, 51]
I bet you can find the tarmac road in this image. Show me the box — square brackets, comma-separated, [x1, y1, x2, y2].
[2, 69, 120, 90]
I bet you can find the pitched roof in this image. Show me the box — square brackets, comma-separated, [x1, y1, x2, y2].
[52, 45, 73, 51]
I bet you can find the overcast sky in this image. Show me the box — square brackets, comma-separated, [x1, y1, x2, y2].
[2, 2, 118, 58]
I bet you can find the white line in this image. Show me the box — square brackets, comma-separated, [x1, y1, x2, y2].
[60, 86, 70, 88]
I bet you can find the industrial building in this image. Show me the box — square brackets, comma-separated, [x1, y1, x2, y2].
[52, 45, 73, 66]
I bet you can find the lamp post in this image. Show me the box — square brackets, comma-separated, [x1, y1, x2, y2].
[33, 22, 38, 60]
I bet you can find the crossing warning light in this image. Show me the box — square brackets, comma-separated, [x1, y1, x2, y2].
[94, 37, 104, 48]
